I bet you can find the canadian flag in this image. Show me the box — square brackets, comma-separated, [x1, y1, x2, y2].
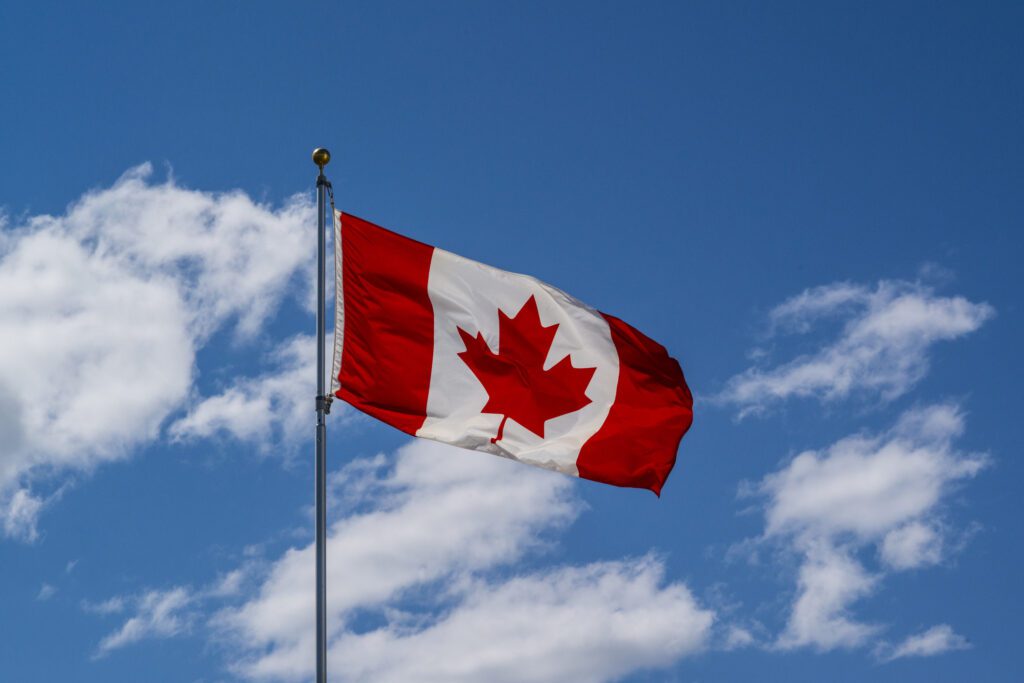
[332, 213, 693, 494]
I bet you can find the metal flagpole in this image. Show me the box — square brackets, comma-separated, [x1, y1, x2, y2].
[312, 147, 331, 683]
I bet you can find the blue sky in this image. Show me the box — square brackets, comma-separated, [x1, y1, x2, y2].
[1, 2, 1021, 681]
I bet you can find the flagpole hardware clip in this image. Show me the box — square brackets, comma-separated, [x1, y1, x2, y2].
[316, 394, 333, 414]
[316, 175, 331, 188]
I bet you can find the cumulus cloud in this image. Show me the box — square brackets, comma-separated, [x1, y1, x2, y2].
[210, 441, 712, 682]
[170, 335, 316, 450]
[776, 543, 878, 650]
[717, 280, 994, 416]
[0, 165, 314, 538]
[53, 164, 315, 338]
[324, 558, 712, 683]
[747, 404, 985, 651]
[879, 521, 942, 570]
[759, 405, 985, 545]
[215, 439, 580, 679]
[86, 440, 712, 681]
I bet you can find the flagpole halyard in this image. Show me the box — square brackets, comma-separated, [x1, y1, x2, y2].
[312, 147, 331, 683]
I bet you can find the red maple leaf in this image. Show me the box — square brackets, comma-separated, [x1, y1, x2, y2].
[457, 295, 597, 444]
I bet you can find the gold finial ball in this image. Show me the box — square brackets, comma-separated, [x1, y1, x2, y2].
[312, 148, 331, 167]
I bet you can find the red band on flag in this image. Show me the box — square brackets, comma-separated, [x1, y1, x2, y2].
[575, 314, 694, 495]
[336, 214, 435, 435]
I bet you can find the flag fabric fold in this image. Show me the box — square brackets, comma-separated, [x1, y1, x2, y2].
[332, 212, 692, 494]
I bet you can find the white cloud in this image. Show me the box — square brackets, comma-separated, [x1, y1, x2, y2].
[759, 405, 985, 545]
[216, 439, 578, 678]
[36, 583, 57, 601]
[776, 543, 878, 650]
[721, 625, 757, 650]
[208, 568, 248, 599]
[87, 562, 264, 657]
[325, 558, 712, 683]
[170, 335, 316, 450]
[95, 587, 195, 657]
[718, 280, 994, 416]
[54, 164, 314, 339]
[879, 624, 971, 661]
[767, 282, 867, 333]
[208, 440, 713, 682]
[0, 165, 314, 537]
[82, 596, 127, 615]
[1, 488, 44, 542]
[879, 522, 942, 570]
[82, 441, 714, 680]
[748, 405, 985, 651]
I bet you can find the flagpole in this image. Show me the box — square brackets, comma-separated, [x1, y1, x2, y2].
[312, 147, 331, 683]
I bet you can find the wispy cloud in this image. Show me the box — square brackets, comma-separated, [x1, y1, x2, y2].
[0, 165, 314, 538]
[86, 564, 263, 658]
[743, 404, 986, 651]
[1, 489, 44, 542]
[876, 624, 971, 661]
[82, 596, 127, 616]
[716, 280, 994, 417]
[721, 625, 758, 650]
[94, 587, 195, 657]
